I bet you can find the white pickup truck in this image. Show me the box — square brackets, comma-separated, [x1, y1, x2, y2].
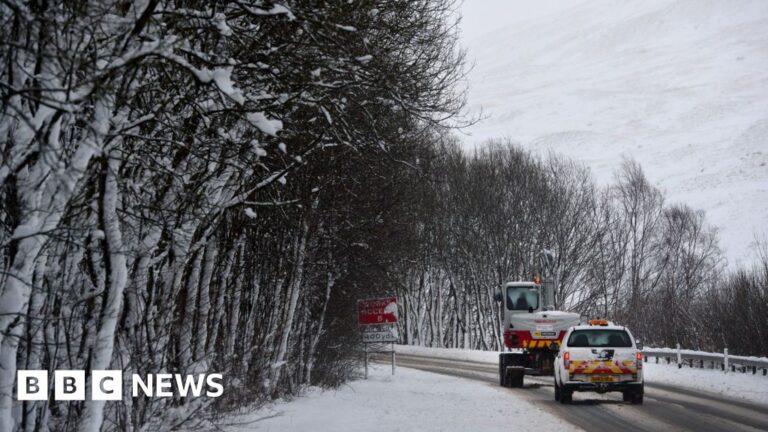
[553, 320, 644, 404]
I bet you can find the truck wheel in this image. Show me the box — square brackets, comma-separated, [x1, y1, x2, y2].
[510, 375, 524, 388]
[499, 354, 509, 387]
[622, 391, 631, 402]
[631, 388, 644, 405]
[554, 381, 561, 401]
[560, 389, 572, 404]
[503, 368, 524, 388]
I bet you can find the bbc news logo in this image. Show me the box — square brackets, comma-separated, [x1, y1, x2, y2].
[17, 370, 223, 401]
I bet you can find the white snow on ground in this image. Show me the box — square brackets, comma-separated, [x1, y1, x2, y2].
[458, 0, 768, 267]
[395, 343, 502, 363]
[643, 362, 768, 405]
[395, 345, 768, 405]
[216, 364, 579, 432]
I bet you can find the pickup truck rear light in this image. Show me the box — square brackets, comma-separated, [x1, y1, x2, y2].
[564, 351, 570, 369]
[636, 351, 643, 369]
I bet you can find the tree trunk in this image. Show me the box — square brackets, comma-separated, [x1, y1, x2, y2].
[272, 216, 311, 389]
[195, 244, 217, 362]
[79, 153, 128, 432]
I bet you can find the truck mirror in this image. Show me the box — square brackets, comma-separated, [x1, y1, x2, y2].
[636, 340, 643, 351]
[494, 291, 503, 302]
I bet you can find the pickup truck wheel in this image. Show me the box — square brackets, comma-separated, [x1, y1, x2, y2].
[631, 389, 644, 405]
[560, 388, 572, 404]
[554, 381, 561, 401]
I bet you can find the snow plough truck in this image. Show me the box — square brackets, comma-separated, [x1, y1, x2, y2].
[494, 252, 580, 387]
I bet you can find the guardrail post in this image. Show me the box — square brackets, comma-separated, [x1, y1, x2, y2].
[724, 348, 728, 373]
[392, 346, 396, 376]
[677, 343, 682, 369]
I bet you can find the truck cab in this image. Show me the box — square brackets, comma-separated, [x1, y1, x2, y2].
[501, 281, 579, 350]
[553, 320, 644, 404]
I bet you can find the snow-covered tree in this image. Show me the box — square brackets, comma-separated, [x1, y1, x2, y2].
[1, 1, 466, 430]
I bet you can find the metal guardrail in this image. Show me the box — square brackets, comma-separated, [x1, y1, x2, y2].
[642, 345, 768, 376]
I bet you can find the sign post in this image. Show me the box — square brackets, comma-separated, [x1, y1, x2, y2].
[358, 297, 398, 378]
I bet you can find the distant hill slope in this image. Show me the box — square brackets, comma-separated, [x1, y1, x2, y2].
[460, 0, 768, 266]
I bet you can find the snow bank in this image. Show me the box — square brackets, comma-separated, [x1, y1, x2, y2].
[643, 362, 768, 405]
[394, 344, 503, 363]
[217, 364, 579, 432]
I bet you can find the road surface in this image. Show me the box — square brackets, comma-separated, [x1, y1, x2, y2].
[383, 353, 768, 432]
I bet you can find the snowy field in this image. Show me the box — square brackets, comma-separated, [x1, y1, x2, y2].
[394, 345, 768, 405]
[216, 364, 578, 432]
[459, 0, 768, 266]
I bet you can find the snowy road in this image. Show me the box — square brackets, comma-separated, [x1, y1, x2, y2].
[388, 353, 768, 432]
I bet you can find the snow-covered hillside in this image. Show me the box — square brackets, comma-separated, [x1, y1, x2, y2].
[460, 0, 768, 266]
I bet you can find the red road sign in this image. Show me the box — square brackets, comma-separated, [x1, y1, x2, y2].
[357, 297, 397, 325]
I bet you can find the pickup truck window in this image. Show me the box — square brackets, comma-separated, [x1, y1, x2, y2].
[506, 286, 539, 311]
[567, 329, 633, 348]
